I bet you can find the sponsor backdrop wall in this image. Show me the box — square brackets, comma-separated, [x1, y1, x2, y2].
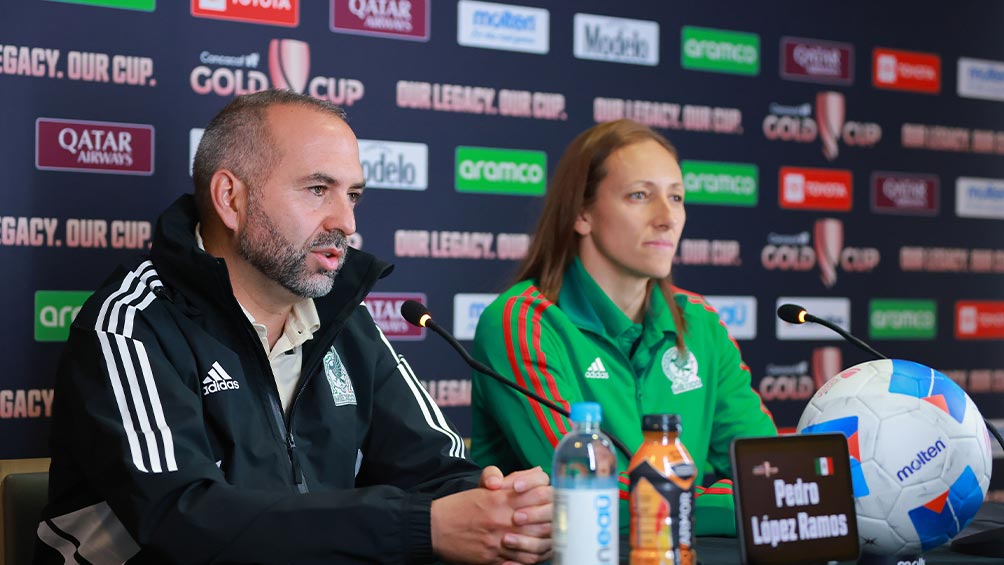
[3, 1, 1004, 494]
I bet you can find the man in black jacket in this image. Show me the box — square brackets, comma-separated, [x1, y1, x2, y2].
[36, 90, 552, 564]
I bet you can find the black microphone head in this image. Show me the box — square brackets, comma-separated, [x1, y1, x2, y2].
[400, 300, 432, 327]
[777, 303, 808, 324]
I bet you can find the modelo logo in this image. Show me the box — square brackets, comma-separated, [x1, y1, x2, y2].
[453, 293, 497, 340]
[192, 0, 298, 27]
[704, 295, 757, 340]
[458, 1, 549, 54]
[681, 161, 758, 207]
[869, 299, 937, 340]
[36, 118, 154, 175]
[331, 0, 430, 41]
[682, 25, 759, 76]
[357, 139, 428, 190]
[956, 177, 1004, 220]
[363, 292, 426, 340]
[455, 146, 547, 195]
[35, 290, 92, 342]
[871, 172, 939, 216]
[780, 36, 853, 85]
[190, 38, 364, 105]
[958, 57, 1004, 102]
[895, 438, 945, 482]
[573, 13, 659, 66]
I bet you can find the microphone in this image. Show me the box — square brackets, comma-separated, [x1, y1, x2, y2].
[777, 303, 887, 360]
[400, 300, 634, 460]
[776, 303, 1004, 452]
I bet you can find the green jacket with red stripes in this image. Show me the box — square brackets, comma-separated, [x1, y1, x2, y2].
[470, 258, 777, 536]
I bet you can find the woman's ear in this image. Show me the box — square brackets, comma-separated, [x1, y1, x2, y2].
[574, 208, 592, 237]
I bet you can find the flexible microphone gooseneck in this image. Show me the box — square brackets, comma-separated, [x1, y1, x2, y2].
[399, 300, 634, 460]
[777, 303, 888, 361]
[776, 303, 1004, 452]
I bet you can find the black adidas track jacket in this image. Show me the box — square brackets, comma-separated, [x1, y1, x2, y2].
[36, 195, 480, 564]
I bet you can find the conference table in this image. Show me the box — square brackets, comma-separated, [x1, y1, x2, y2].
[685, 536, 1004, 564]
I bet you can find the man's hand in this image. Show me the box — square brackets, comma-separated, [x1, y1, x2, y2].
[431, 466, 553, 564]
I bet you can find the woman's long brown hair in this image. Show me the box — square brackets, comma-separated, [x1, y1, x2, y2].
[516, 119, 688, 347]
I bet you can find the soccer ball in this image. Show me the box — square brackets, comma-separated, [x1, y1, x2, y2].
[797, 359, 993, 556]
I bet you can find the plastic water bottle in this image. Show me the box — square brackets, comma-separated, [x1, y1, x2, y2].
[552, 401, 619, 564]
[629, 414, 697, 565]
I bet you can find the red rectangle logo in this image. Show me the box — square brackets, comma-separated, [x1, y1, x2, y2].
[36, 118, 154, 175]
[331, 0, 429, 41]
[872, 47, 941, 94]
[779, 167, 852, 211]
[191, 0, 299, 27]
[780, 36, 853, 85]
[956, 301, 1004, 339]
[364, 292, 427, 340]
[870, 172, 939, 216]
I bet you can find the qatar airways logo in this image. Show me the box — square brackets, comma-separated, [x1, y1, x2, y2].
[331, 0, 429, 41]
[190, 38, 364, 105]
[36, 118, 154, 175]
[363, 292, 426, 340]
[871, 172, 939, 216]
[760, 219, 879, 288]
[762, 92, 880, 160]
[192, 0, 298, 27]
[780, 36, 853, 85]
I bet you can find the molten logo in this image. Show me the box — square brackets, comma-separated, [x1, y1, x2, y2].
[895, 439, 946, 482]
[873, 47, 941, 94]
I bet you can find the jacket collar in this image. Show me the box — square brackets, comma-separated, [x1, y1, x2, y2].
[149, 194, 393, 328]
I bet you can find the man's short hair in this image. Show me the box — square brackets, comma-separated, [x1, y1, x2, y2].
[191, 90, 347, 222]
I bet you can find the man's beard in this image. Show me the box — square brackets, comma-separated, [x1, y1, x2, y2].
[237, 196, 348, 299]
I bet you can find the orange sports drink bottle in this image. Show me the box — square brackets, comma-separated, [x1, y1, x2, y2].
[629, 414, 697, 565]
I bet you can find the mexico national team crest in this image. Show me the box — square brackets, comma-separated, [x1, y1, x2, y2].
[662, 346, 702, 394]
[324, 347, 357, 406]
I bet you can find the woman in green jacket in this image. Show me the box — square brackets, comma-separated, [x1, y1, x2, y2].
[470, 119, 777, 536]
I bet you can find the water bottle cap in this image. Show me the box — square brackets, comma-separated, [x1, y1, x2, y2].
[642, 413, 681, 432]
[570, 402, 602, 424]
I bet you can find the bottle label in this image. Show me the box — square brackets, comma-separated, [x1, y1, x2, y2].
[553, 488, 619, 564]
[629, 461, 697, 565]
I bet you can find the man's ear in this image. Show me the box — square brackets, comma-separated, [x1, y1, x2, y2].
[573, 208, 592, 237]
[209, 170, 247, 232]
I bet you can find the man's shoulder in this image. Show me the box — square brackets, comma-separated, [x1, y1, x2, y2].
[75, 258, 167, 335]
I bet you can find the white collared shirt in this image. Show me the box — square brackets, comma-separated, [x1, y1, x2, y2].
[196, 224, 321, 413]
